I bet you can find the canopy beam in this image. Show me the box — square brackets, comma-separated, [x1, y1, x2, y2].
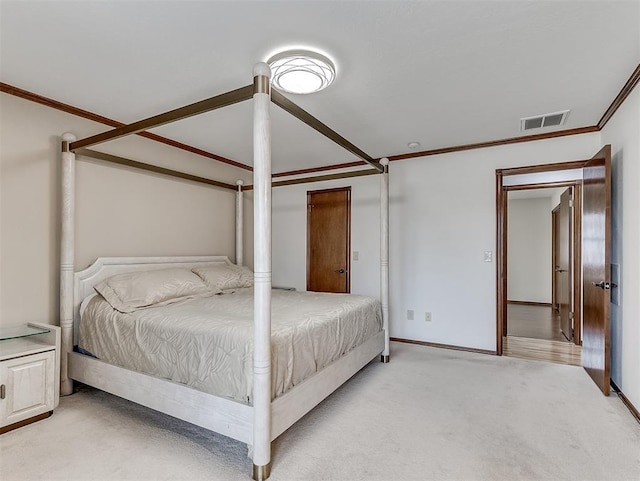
[70, 85, 254, 151]
[76, 148, 237, 190]
[270, 89, 383, 172]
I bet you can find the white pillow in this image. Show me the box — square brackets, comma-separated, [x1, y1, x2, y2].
[94, 268, 213, 313]
[192, 264, 253, 292]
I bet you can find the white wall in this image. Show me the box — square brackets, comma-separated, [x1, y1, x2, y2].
[0, 93, 250, 328]
[272, 133, 601, 351]
[601, 84, 640, 411]
[272, 174, 381, 297]
[507, 197, 552, 304]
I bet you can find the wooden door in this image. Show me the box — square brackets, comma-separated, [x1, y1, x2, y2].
[307, 187, 350, 293]
[582, 145, 611, 395]
[557, 188, 573, 341]
[551, 205, 560, 311]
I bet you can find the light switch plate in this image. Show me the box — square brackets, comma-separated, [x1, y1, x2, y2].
[483, 251, 493, 263]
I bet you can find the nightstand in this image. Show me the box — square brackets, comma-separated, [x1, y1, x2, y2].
[0, 323, 60, 434]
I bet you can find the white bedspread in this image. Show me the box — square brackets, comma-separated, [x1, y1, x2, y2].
[79, 288, 382, 404]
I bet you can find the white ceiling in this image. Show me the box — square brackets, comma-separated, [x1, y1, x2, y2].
[1, 1, 638, 175]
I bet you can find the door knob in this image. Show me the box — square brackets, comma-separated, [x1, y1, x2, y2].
[335, 269, 346, 274]
[592, 281, 617, 290]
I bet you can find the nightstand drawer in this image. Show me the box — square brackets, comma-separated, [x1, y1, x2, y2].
[1, 350, 55, 428]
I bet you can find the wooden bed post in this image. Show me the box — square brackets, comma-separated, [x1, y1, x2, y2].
[252, 62, 272, 481]
[380, 158, 390, 363]
[60, 133, 77, 395]
[236, 180, 244, 266]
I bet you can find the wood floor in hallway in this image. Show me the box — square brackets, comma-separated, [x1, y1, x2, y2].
[507, 303, 568, 341]
[505, 304, 581, 366]
[504, 335, 582, 366]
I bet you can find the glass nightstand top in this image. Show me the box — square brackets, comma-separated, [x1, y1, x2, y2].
[0, 325, 51, 342]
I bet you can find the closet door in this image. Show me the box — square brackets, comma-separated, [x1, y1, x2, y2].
[307, 187, 351, 293]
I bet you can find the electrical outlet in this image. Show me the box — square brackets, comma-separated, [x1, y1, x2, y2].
[407, 310, 414, 320]
[353, 251, 359, 261]
[425, 312, 432, 322]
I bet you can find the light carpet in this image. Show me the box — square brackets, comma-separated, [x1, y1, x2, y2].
[1, 342, 639, 481]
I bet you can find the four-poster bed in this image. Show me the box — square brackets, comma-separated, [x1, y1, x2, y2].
[60, 63, 390, 480]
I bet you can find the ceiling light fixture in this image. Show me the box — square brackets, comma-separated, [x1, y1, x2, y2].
[267, 49, 336, 95]
[407, 141, 421, 150]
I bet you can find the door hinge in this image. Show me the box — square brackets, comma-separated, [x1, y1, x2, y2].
[569, 312, 574, 320]
[569, 199, 574, 208]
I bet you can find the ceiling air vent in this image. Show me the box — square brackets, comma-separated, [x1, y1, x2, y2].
[520, 110, 570, 131]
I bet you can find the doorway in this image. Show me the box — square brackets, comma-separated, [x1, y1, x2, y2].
[307, 187, 351, 293]
[506, 185, 578, 342]
[496, 146, 612, 395]
[503, 184, 582, 367]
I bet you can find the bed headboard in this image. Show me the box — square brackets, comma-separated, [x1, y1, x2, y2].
[73, 256, 234, 344]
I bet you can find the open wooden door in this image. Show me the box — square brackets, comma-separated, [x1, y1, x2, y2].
[307, 187, 350, 293]
[582, 145, 611, 395]
[552, 205, 560, 312]
[557, 188, 573, 341]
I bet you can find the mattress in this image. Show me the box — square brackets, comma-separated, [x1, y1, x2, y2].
[79, 288, 382, 404]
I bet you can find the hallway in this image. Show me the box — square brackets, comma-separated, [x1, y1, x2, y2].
[505, 304, 581, 366]
[507, 303, 567, 341]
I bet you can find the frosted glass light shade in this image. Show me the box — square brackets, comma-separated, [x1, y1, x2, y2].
[267, 50, 336, 94]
